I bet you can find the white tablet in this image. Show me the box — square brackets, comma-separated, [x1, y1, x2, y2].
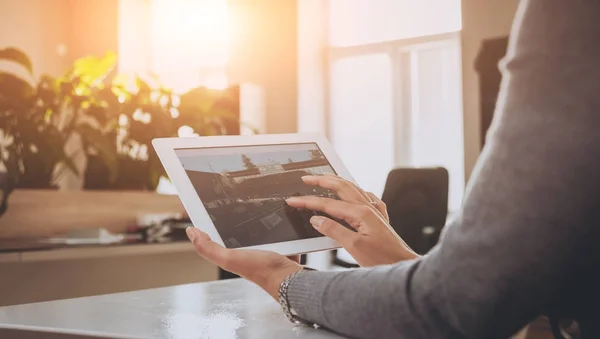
[152, 133, 355, 255]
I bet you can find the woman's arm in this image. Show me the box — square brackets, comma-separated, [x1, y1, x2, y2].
[287, 0, 600, 337]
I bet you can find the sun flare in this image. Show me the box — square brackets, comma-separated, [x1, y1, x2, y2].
[120, 0, 230, 93]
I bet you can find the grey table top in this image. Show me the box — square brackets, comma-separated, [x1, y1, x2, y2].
[0, 279, 344, 339]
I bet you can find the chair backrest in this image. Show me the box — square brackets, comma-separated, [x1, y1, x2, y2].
[381, 167, 449, 255]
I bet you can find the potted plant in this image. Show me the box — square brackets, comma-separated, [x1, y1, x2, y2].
[0, 48, 120, 218]
[84, 77, 242, 190]
[0, 47, 245, 237]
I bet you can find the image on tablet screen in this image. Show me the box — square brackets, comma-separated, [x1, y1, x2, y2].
[175, 143, 350, 248]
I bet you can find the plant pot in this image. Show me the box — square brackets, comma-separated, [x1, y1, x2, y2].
[84, 155, 162, 191]
[0, 189, 185, 239]
[0, 179, 8, 219]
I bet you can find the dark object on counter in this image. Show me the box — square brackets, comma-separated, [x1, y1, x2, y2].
[126, 217, 193, 243]
[0, 239, 64, 253]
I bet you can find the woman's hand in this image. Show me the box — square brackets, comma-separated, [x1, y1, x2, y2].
[186, 227, 302, 299]
[286, 175, 420, 267]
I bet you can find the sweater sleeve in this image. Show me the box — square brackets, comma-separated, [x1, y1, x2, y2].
[287, 0, 600, 338]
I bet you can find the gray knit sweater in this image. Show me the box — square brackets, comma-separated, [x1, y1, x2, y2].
[288, 0, 600, 338]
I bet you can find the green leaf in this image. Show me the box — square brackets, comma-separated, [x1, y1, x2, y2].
[76, 123, 119, 183]
[0, 72, 35, 104]
[179, 87, 214, 116]
[135, 76, 151, 95]
[4, 146, 21, 184]
[65, 51, 117, 87]
[86, 105, 110, 126]
[0, 47, 33, 76]
[0, 146, 20, 217]
[59, 151, 80, 177]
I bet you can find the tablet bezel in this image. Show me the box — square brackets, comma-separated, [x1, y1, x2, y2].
[152, 133, 355, 255]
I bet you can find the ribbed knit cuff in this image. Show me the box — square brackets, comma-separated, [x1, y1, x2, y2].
[287, 270, 341, 325]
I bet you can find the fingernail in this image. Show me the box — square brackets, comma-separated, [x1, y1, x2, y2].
[301, 176, 313, 181]
[186, 227, 198, 241]
[310, 216, 325, 228]
[286, 197, 301, 203]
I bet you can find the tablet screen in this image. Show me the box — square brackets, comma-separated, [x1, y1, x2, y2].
[175, 142, 348, 248]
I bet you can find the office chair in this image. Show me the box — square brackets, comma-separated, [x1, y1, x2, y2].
[333, 167, 449, 268]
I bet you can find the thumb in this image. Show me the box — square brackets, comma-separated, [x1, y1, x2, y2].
[310, 216, 358, 248]
[186, 227, 232, 268]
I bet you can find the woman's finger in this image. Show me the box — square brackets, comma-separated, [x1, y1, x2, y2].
[301, 175, 368, 205]
[322, 173, 373, 200]
[309, 215, 359, 248]
[286, 195, 378, 228]
[304, 174, 387, 220]
[186, 227, 236, 271]
[365, 191, 388, 220]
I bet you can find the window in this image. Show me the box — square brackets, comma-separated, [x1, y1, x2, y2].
[118, 0, 230, 93]
[325, 0, 464, 211]
[329, 54, 394, 195]
[298, 0, 464, 269]
[328, 0, 462, 47]
[407, 42, 464, 211]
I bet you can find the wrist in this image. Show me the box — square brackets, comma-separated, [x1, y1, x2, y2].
[394, 237, 421, 261]
[266, 263, 303, 299]
[399, 248, 421, 261]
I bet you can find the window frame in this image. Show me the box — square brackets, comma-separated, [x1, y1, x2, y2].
[324, 31, 462, 170]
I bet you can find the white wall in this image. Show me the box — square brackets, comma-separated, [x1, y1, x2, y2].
[460, 0, 520, 181]
[68, 0, 119, 62]
[0, 0, 118, 77]
[0, 0, 70, 78]
[227, 0, 298, 134]
[297, 0, 327, 134]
